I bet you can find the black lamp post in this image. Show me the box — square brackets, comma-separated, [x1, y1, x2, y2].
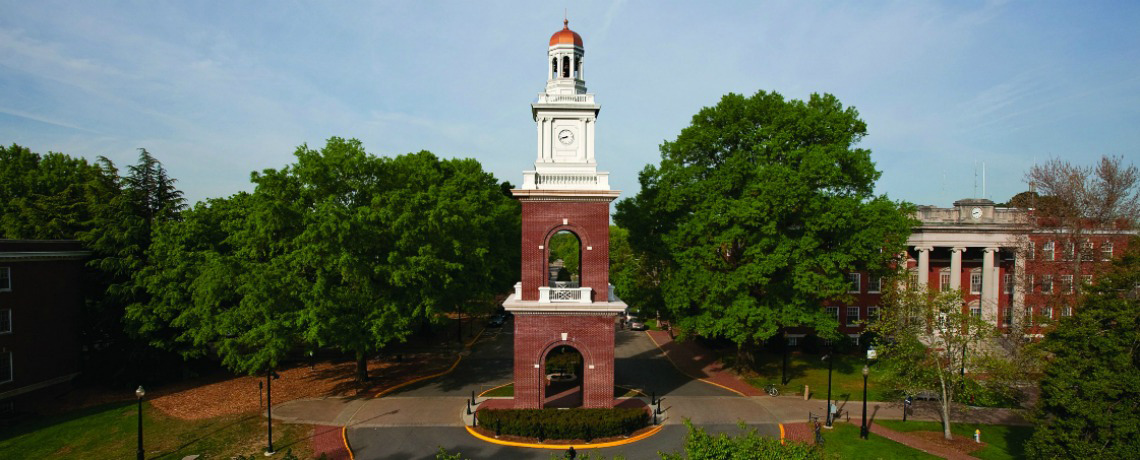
[824, 351, 833, 428]
[266, 370, 280, 455]
[136, 385, 145, 460]
[860, 364, 869, 439]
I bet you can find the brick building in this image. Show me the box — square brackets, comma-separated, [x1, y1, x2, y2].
[501, 20, 627, 409]
[0, 240, 87, 407]
[809, 198, 1134, 344]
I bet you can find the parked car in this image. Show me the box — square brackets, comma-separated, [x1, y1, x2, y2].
[628, 317, 647, 331]
[488, 312, 509, 327]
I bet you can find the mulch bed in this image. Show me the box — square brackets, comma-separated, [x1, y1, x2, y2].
[907, 430, 987, 456]
[39, 352, 455, 420]
[471, 424, 658, 446]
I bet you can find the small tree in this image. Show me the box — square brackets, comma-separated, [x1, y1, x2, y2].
[868, 279, 1004, 440]
[1026, 238, 1140, 458]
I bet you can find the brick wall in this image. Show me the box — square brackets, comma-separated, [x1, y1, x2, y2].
[520, 200, 611, 302]
[512, 313, 616, 408]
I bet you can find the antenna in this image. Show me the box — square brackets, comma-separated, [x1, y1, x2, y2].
[973, 161, 978, 198]
[982, 162, 987, 199]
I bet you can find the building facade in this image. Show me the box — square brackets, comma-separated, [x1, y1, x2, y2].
[0, 240, 87, 407]
[502, 20, 627, 409]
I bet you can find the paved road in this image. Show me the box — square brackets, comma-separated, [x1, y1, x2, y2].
[343, 325, 781, 459]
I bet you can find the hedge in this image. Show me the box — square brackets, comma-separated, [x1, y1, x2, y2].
[477, 407, 649, 441]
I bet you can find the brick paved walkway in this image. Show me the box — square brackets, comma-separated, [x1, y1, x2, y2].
[869, 422, 976, 460]
[312, 425, 351, 460]
[783, 421, 814, 444]
[645, 330, 764, 396]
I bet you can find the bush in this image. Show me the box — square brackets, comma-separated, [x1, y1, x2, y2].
[477, 407, 649, 441]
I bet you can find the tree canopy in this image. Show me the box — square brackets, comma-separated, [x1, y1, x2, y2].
[1026, 237, 1140, 458]
[614, 91, 914, 347]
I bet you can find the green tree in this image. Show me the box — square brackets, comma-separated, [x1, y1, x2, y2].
[609, 225, 665, 317]
[1025, 238, 1140, 458]
[868, 280, 1010, 440]
[548, 231, 581, 282]
[660, 420, 821, 460]
[614, 91, 914, 354]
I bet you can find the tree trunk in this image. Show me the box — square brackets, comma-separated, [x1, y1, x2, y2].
[356, 351, 369, 382]
[939, 376, 953, 440]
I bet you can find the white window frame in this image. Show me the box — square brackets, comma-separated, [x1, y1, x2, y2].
[1061, 306, 1072, 317]
[1080, 240, 1094, 261]
[1001, 308, 1012, 326]
[868, 276, 882, 294]
[826, 306, 839, 321]
[846, 306, 860, 326]
[0, 309, 10, 334]
[847, 273, 861, 294]
[970, 269, 983, 295]
[969, 303, 982, 318]
[1042, 305, 1053, 322]
[1028, 274, 1035, 293]
[1027, 241, 1036, 260]
[0, 267, 9, 292]
[0, 352, 10, 384]
[1082, 274, 1093, 288]
[939, 269, 952, 292]
[1063, 241, 1075, 261]
[787, 336, 799, 347]
[867, 306, 879, 322]
[1042, 275, 1053, 294]
[1102, 242, 1114, 261]
[1062, 275, 1074, 294]
[1003, 273, 1012, 294]
[1043, 241, 1055, 261]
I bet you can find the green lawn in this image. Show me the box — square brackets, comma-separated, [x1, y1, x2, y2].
[0, 401, 314, 459]
[876, 420, 1032, 460]
[819, 422, 940, 459]
[744, 352, 898, 402]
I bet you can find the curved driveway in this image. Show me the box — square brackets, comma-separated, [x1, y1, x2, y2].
[342, 326, 781, 459]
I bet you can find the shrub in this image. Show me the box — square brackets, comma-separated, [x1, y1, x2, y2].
[477, 407, 649, 440]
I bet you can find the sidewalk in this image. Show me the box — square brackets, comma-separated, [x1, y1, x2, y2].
[645, 330, 764, 396]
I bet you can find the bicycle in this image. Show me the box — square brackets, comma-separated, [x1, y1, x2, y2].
[764, 383, 779, 396]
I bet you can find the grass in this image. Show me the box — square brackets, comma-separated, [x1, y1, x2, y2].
[820, 422, 941, 459]
[876, 420, 1032, 460]
[742, 352, 898, 402]
[0, 401, 315, 459]
[479, 383, 642, 398]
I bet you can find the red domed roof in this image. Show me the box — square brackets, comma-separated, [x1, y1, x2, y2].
[549, 19, 583, 47]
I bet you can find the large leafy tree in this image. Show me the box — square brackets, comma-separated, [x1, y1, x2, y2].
[1026, 238, 1140, 458]
[614, 91, 913, 351]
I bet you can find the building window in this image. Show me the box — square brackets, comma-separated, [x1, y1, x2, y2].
[1042, 275, 1053, 294]
[1062, 275, 1074, 294]
[1063, 241, 1075, 261]
[868, 277, 882, 293]
[0, 352, 10, 384]
[846, 306, 860, 326]
[0, 309, 10, 334]
[1102, 242, 1114, 261]
[970, 303, 981, 317]
[939, 270, 951, 292]
[1002, 308, 1012, 326]
[1080, 240, 1094, 261]
[1003, 273, 1012, 294]
[1042, 305, 1053, 322]
[1043, 241, 1055, 261]
[0, 267, 9, 291]
[1027, 241, 1035, 260]
[826, 307, 839, 321]
[1082, 275, 1093, 288]
[1028, 274, 1035, 293]
[867, 306, 879, 322]
[970, 270, 982, 295]
[787, 336, 799, 347]
[907, 269, 918, 288]
[847, 273, 861, 293]
[1061, 306, 1072, 317]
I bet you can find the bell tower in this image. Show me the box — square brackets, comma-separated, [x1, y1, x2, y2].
[504, 19, 626, 410]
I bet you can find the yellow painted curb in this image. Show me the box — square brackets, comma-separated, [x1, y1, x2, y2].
[465, 326, 486, 348]
[464, 423, 664, 450]
[478, 382, 513, 398]
[779, 423, 785, 445]
[644, 331, 749, 397]
[342, 425, 355, 460]
[374, 354, 464, 398]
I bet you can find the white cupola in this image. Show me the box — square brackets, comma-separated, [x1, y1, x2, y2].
[522, 19, 610, 191]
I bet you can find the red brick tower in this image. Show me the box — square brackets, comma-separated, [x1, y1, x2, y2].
[502, 19, 627, 409]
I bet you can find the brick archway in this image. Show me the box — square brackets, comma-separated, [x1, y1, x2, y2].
[544, 226, 588, 287]
[512, 314, 616, 408]
[538, 341, 590, 408]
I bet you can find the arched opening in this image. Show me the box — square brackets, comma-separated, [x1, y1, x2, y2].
[547, 230, 581, 288]
[574, 57, 581, 79]
[551, 57, 558, 79]
[561, 55, 570, 78]
[543, 345, 584, 408]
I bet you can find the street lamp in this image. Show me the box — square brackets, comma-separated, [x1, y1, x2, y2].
[860, 365, 869, 439]
[266, 370, 281, 456]
[136, 385, 145, 460]
[823, 350, 834, 428]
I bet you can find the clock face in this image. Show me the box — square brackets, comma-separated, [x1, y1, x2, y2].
[971, 207, 982, 219]
[557, 129, 574, 145]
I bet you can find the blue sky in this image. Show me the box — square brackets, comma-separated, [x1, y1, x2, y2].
[3, 1, 1138, 207]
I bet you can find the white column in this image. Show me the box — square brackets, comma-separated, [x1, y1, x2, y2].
[916, 247, 932, 287]
[982, 247, 998, 323]
[1014, 253, 1026, 325]
[950, 247, 964, 290]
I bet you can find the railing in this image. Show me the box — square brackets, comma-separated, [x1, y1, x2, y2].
[535, 173, 599, 186]
[537, 286, 592, 304]
[536, 93, 595, 104]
